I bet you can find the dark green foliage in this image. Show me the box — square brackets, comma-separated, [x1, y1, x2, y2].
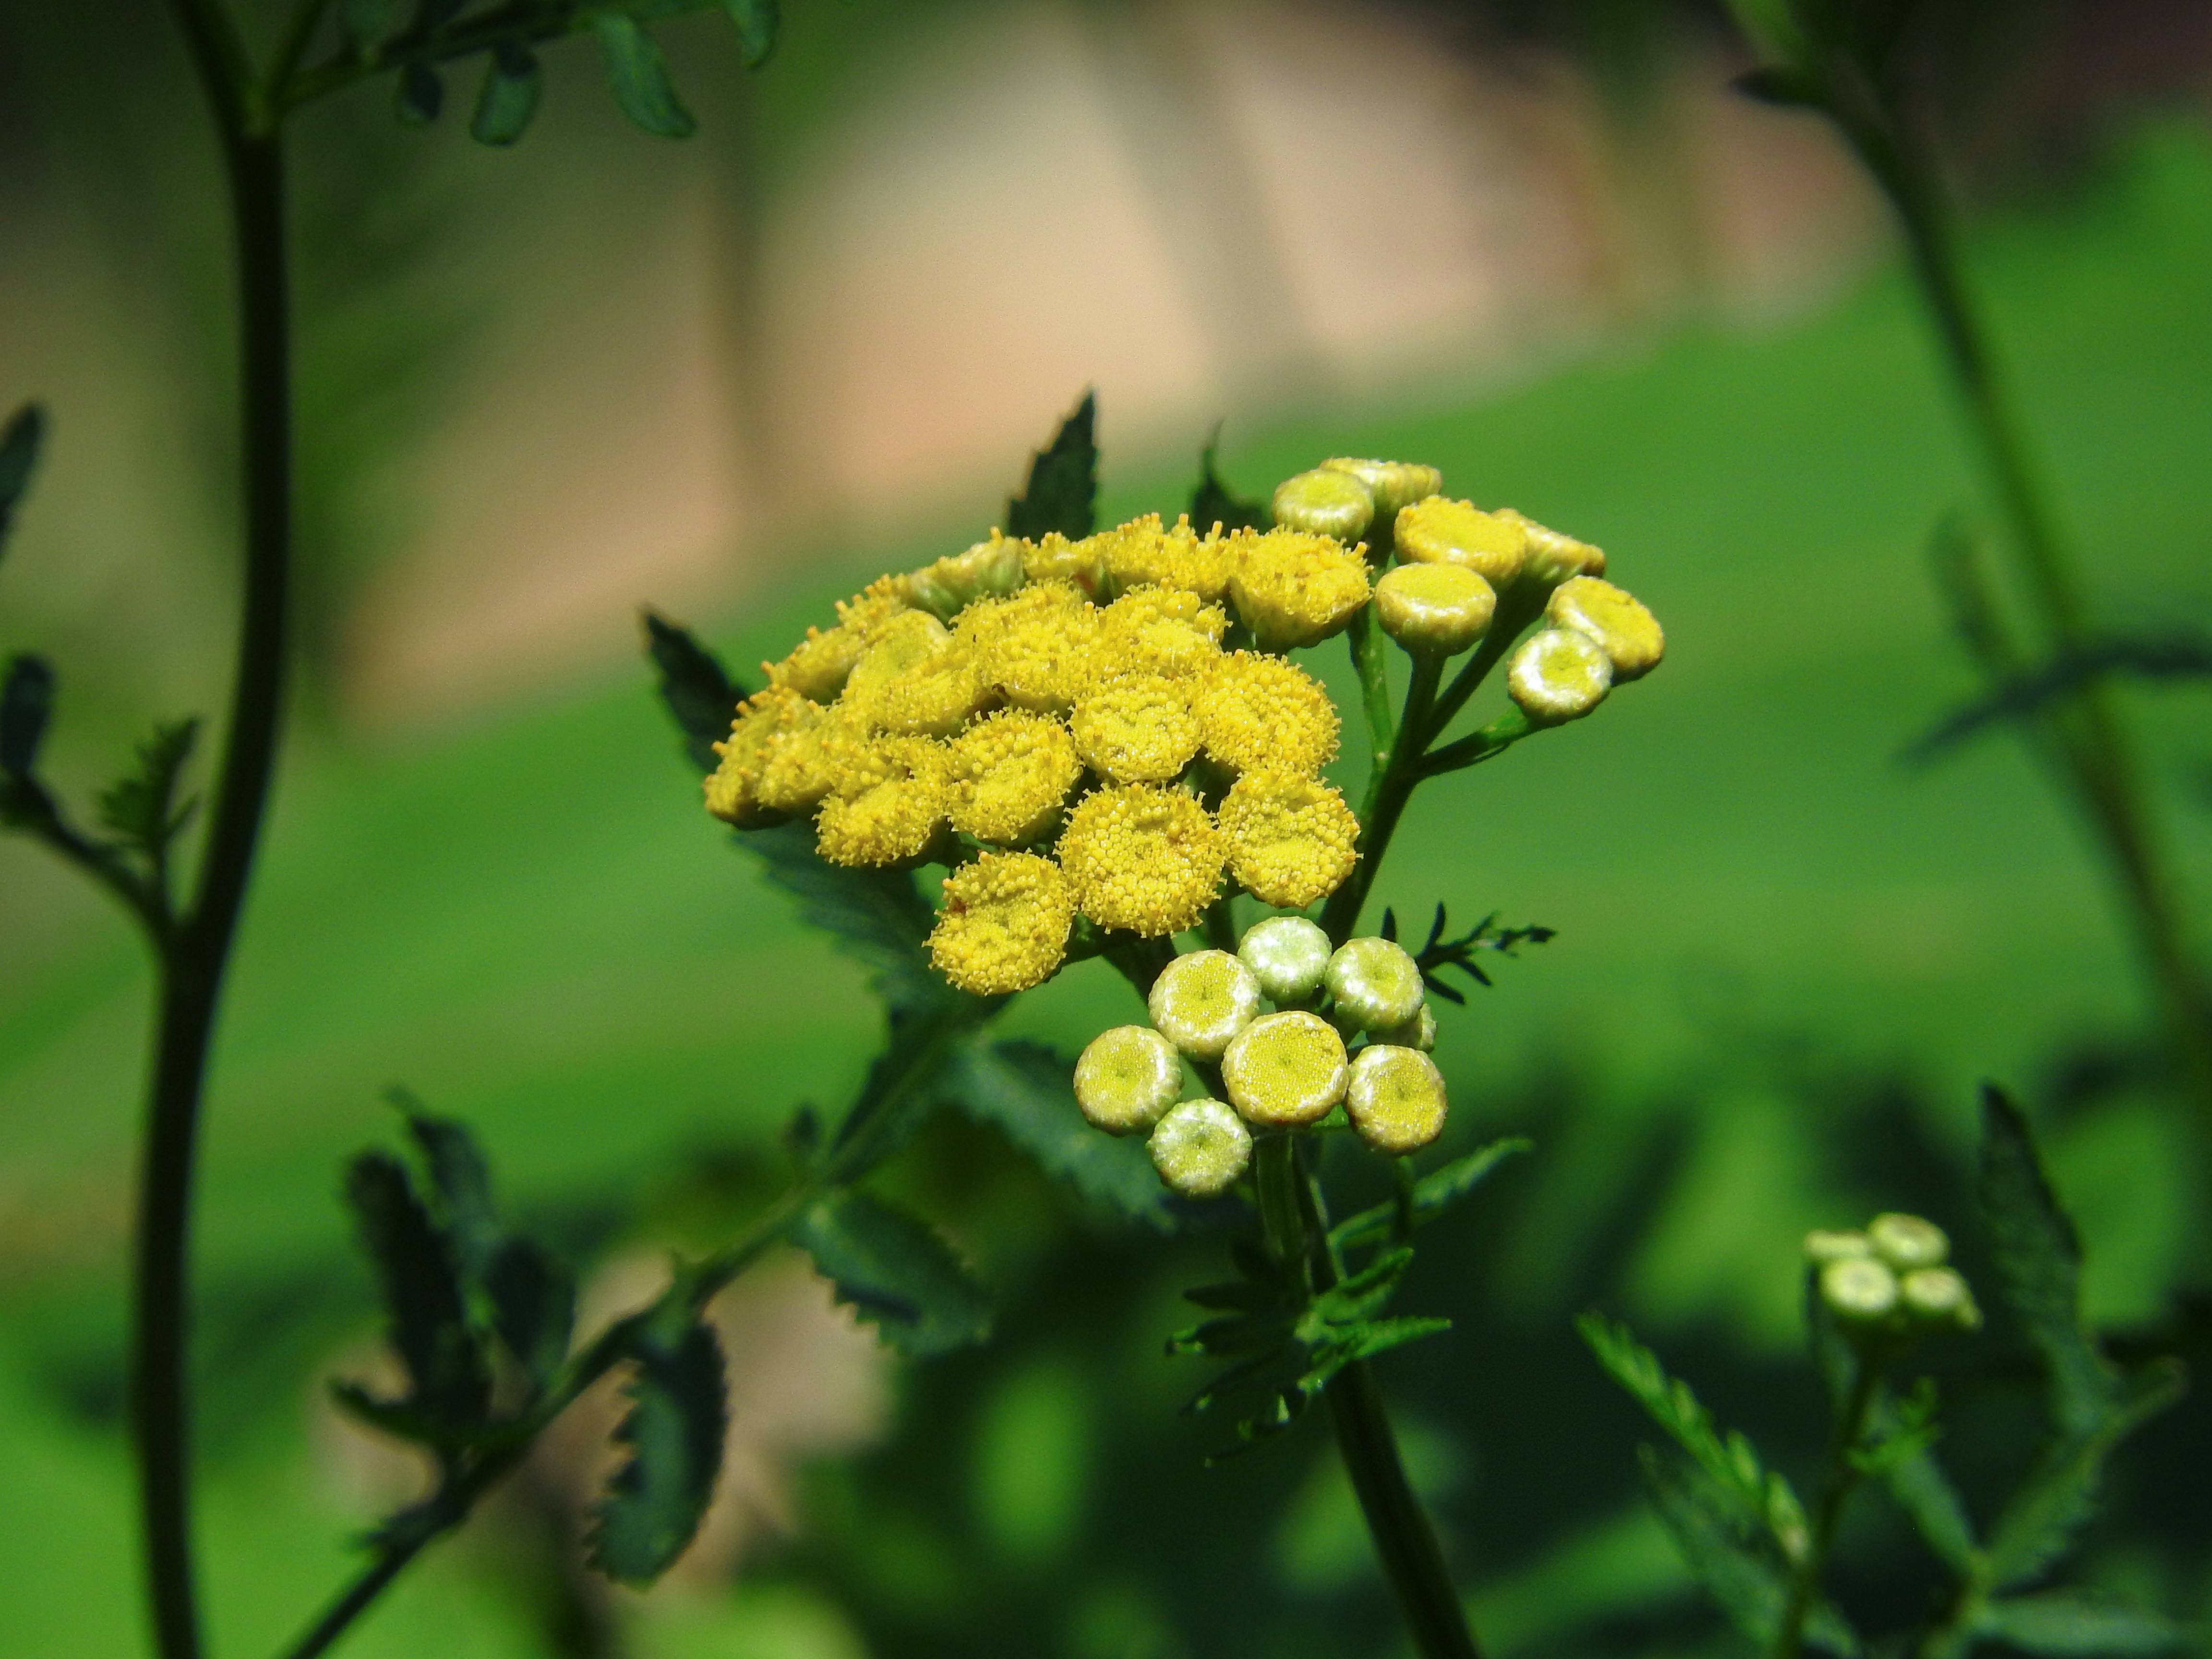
[1640, 1450, 1860, 1657]
[1187, 432, 1267, 534]
[1975, 1593, 2190, 1656]
[721, 0, 780, 68]
[394, 60, 443, 126]
[0, 401, 42, 554]
[1329, 1138, 1529, 1252]
[340, 1151, 492, 1439]
[593, 15, 697, 140]
[944, 1037, 1173, 1229]
[587, 1318, 729, 1584]
[1173, 1242, 1448, 1459]
[1382, 904, 1555, 1004]
[94, 720, 199, 872]
[484, 1238, 575, 1393]
[469, 45, 543, 146]
[790, 1188, 993, 1358]
[1004, 392, 1097, 541]
[339, 0, 404, 55]
[1732, 65, 1821, 108]
[747, 822, 949, 1016]
[1907, 633, 2212, 763]
[402, 1101, 502, 1283]
[642, 608, 743, 773]
[1, 653, 54, 780]
[1579, 1311, 1812, 1559]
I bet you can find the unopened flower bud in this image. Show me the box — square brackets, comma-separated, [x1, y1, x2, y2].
[1803, 1229, 1872, 1265]
[1238, 915, 1333, 1003]
[1074, 1025, 1184, 1135]
[1376, 1002, 1437, 1052]
[902, 533, 1028, 619]
[1547, 577, 1663, 681]
[1868, 1213, 1949, 1271]
[1149, 1098, 1252, 1197]
[1819, 1256, 1899, 1323]
[1221, 1011, 1349, 1127]
[1272, 469, 1374, 542]
[1322, 458, 1442, 518]
[1148, 949, 1263, 1061]
[1394, 497, 1527, 586]
[1899, 1267, 1981, 1331]
[1495, 509, 1604, 583]
[1345, 1045, 1448, 1154]
[1375, 563, 1496, 658]
[1324, 937, 1425, 1031]
[1506, 628, 1611, 724]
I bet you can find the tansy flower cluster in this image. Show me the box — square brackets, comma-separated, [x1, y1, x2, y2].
[703, 512, 1370, 994]
[1804, 1213, 1982, 1341]
[1073, 917, 1450, 1195]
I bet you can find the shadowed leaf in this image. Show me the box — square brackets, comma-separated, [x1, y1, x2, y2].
[1, 654, 55, 779]
[1005, 391, 1097, 541]
[470, 44, 543, 146]
[721, 0, 779, 67]
[594, 15, 697, 139]
[0, 402, 43, 555]
[642, 610, 743, 774]
[1978, 1592, 2190, 1655]
[1330, 1138, 1529, 1252]
[1641, 1450, 1859, 1657]
[399, 1102, 501, 1283]
[485, 1238, 576, 1393]
[1907, 633, 2212, 764]
[342, 1151, 490, 1433]
[946, 1038, 1172, 1228]
[587, 1319, 728, 1585]
[792, 1188, 992, 1358]
[1188, 431, 1267, 534]
[339, 0, 402, 54]
[395, 60, 442, 125]
[94, 719, 199, 865]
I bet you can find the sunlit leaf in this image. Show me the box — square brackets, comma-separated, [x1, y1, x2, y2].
[593, 15, 697, 140]
[1004, 391, 1097, 541]
[791, 1188, 992, 1358]
[587, 1318, 728, 1585]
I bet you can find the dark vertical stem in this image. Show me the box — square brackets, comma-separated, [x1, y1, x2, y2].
[136, 10, 294, 1652]
[1770, 1354, 1881, 1659]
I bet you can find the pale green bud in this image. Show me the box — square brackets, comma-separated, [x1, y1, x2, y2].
[1148, 949, 1263, 1061]
[1321, 457, 1443, 518]
[1803, 1229, 1872, 1265]
[1149, 1098, 1252, 1197]
[1899, 1267, 1981, 1332]
[1375, 1003, 1437, 1052]
[1073, 1024, 1183, 1135]
[1221, 1010, 1349, 1128]
[1375, 563, 1496, 658]
[1494, 509, 1604, 584]
[1867, 1213, 1949, 1271]
[1547, 577, 1664, 681]
[1324, 937, 1425, 1031]
[1506, 628, 1611, 724]
[1819, 1256, 1899, 1323]
[1272, 469, 1374, 542]
[1238, 915, 1333, 1003]
[902, 534, 1028, 619]
[1345, 1045, 1447, 1154]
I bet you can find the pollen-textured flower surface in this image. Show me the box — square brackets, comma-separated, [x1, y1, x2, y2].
[928, 852, 1075, 995]
[1226, 529, 1371, 649]
[815, 737, 949, 866]
[946, 709, 1081, 845]
[1057, 783, 1223, 937]
[1072, 673, 1202, 783]
[1218, 771, 1360, 909]
[1195, 652, 1339, 776]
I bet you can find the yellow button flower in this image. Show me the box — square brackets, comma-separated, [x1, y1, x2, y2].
[1496, 508, 1605, 582]
[1547, 576, 1662, 680]
[926, 851, 1073, 995]
[1021, 530, 1106, 596]
[1321, 457, 1442, 517]
[901, 531, 1027, 619]
[1099, 513, 1231, 601]
[1195, 651, 1339, 776]
[841, 610, 953, 726]
[1221, 1011, 1348, 1128]
[756, 699, 874, 814]
[1072, 673, 1202, 784]
[1226, 528, 1371, 649]
[705, 685, 811, 825]
[1375, 563, 1496, 658]
[1218, 771, 1360, 909]
[765, 577, 908, 702]
[870, 636, 996, 737]
[1506, 627, 1612, 724]
[1057, 783, 1224, 937]
[1344, 1045, 1447, 1154]
[946, 709, 1082, 845]
[957, 580, 1102, 713]
[1098, 585, 1226, 679]
[815, 736, 950, 866]
[1394, 497, 1527, 587]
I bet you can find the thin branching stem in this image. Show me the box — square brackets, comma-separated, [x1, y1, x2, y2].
[1770, 1353, 1882, 1659]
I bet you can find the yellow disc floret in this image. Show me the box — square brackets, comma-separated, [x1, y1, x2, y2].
[1057, 783, 1224, 937]
[815, 736, 950, 866]
[1394, 497, 1527, 587]
[901, 531, 1028, 619]
[927, 851, 1074, 994]
[1097, 585, 1227, 679]
[756, 699, 875, 814]
[841, 610, 953, 727]
[946, 709, 1082, 845]
[705, 685, 811, 825]
[1218, 770, 1360, 908]
[1226, 528, 1371, 649]
[1496, 508, 1605, 582]
[1195, 651, 1339, 776]
[765, 578, 908, 702]
[1099, 513, 1231, 601]
[1021, 530, 1107, 596]
[1071, 673, 1202, 783]
[870, 636, 997, 737]
[1547, 576, 1663, 681]
[958, 580, 1102, 713]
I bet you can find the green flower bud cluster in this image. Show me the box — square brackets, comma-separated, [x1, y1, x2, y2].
[1805, 1213, 1981, 1342]
[1075, 916, 1453, 1198]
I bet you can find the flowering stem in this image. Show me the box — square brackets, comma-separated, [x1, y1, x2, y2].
[1769, 1352, 1882, 1659]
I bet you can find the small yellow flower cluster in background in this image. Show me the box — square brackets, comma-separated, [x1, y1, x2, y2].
[1805, 1214, 1981, 1340]
[704, 510, 1369, 995]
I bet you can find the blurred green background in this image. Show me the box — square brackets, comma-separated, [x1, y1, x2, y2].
[3, 1, 2212, 1655]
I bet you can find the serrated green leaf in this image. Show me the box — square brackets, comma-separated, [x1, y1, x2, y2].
[1, 653, 55, 779]
[587, 1320, 728, 1585]
[326, 1378, 454, 1445]
[1979, 1086, 2118, 1437]
[721, 0, 778, 67]
[593, 15, 697, 139]
[1004, 391, 1097, 541]
[470, 43, 543, 146]
[1641, 1450, 1860, 1657]
[791, 1189, 992, 1358]
[642, 609, 744, 773]
[1978, 1592, 2189, 1656]
[1187, 432, 1267, 535]
[1329, 1138, 1529, 1252]
[747, 820, 951, 1014]
[0, 402, 44, 555]
[1580, 1311, 1811, 1562]
[1880, 1433, 1978, 1574]
[1984, 1361, 2185, 1593]
[342, 1151, 491, 1432]
[400, 1104, 501, 1283]
[395, 60, 442, 125]
[485, 1237, 576, 1392]
[93, 719, 198, 865]
[944, 1037, 1172, 1228]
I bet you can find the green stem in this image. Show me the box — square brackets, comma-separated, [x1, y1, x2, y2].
[1770, 1354, 1881, 1659]
[1322, 654, 1439, 944]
